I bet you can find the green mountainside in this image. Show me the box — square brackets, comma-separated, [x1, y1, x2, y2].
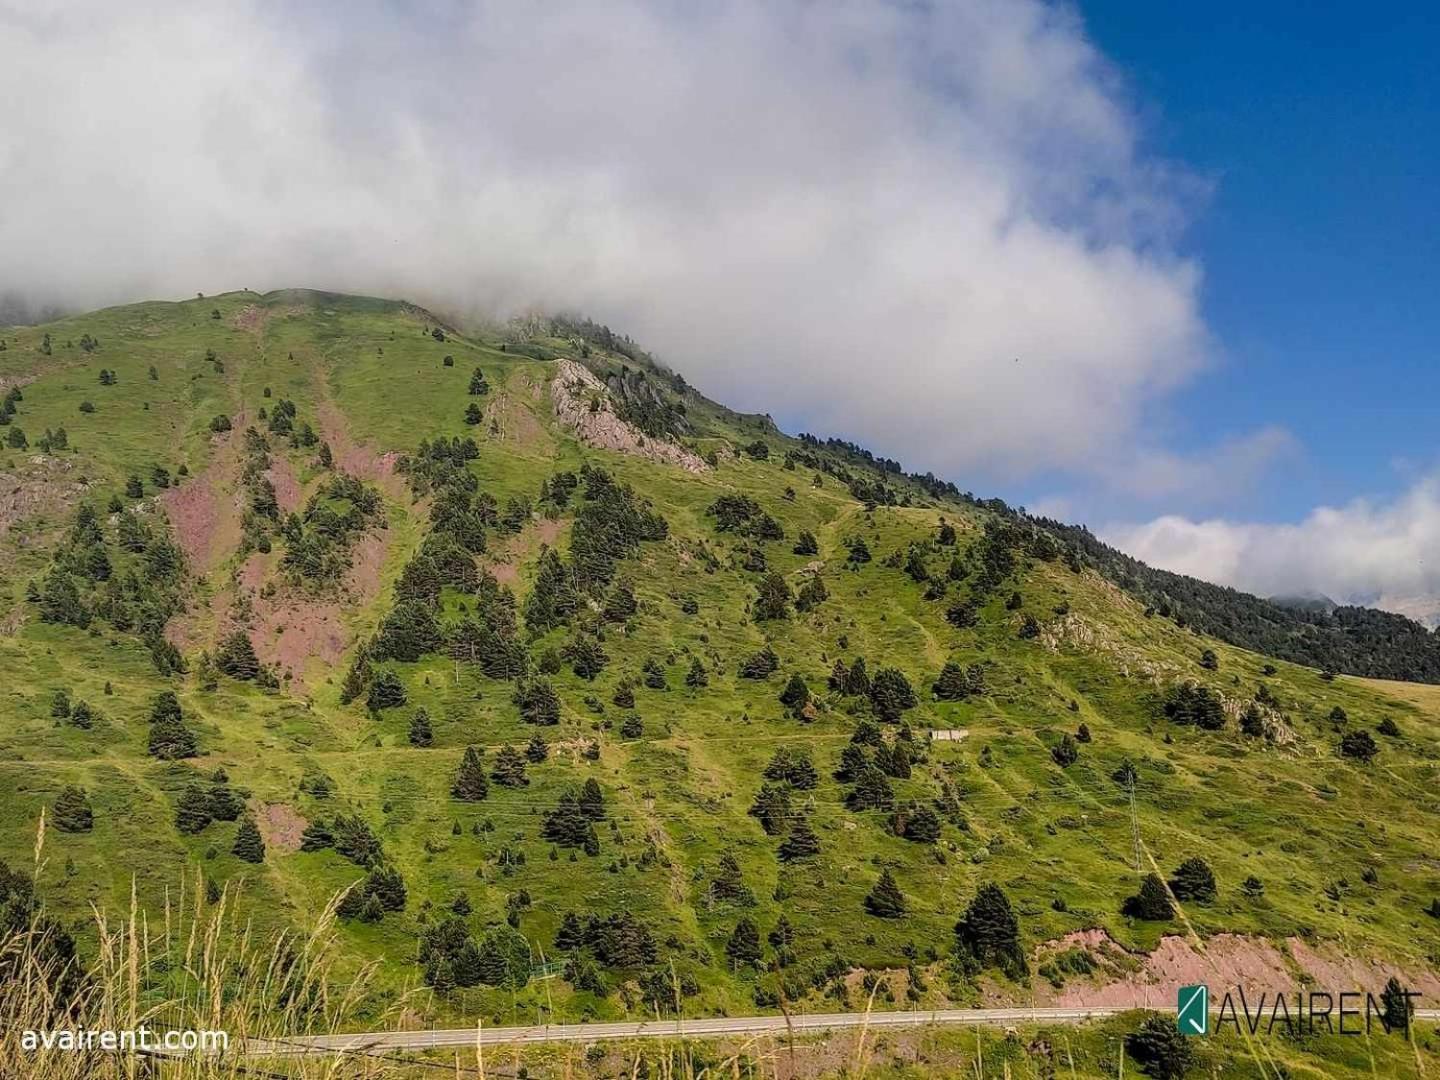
[1, 290, 1438, 1058]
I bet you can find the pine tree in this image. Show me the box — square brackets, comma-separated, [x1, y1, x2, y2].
[52, 786, 93, 833]
[513, 676, 561, 725]
[932, 661, 970, 700]
[1125, 1016, 1193, 1080]
[1169, 857, 1217, 903]
[685, 656, 708, 688]
[778, 816, 821, 861]
[232, 815, 266, 863]
[869, 668, 916, 721]
[579, 778, 606, 821]
[148, 717, 198, 760]
[1340, 730, 1379, 761]
[954, 883, 1027, 978]
[792, 530, 819, 556]
[847, 766, 895, 811]
[174, 784, 214, 834]
[725, 917, 763, 967]
[491, 744, 529, 787]
[554, 911, 585, 951]
[779, 673, 810, 711]
[408, 708, 434, 747]
[795, 574, 828, 613]
[865, 869, 906, 918]
[894, 802, 941, 843]
[753, 572, 792, 622]
[367, 670, 408, 710]
[1124, 873, 1174, 920]
[1381, 976, 1415, 1033]
[763, 746, 818, 789]
[564, 634, 609, 679]
[451, 746, 490, 801]
[1051, 733, 1079, 767]
[748, 784, 792, 835]
[739, 645, 780, 679]
[525, 732, 549, 763]
[464, 402, 482, 425]
[216, 630, 260, 681]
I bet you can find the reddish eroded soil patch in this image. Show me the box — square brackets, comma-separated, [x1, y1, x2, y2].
[159, 429, 243, 574]
[485, 390, 552, 451]
[314, 398, 403, 499]
[264, 455, 303, 514]
[247, 529, 390, 689]
[230, 302, 305, 336]
[483, 516, 566, 589]
[1036, 928, 1440, 1008]
[256, 802, 307, 854]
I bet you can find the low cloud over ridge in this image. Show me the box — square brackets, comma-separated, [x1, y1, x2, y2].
[1105, 475, 1440, 624]
[1, 0, 1224, 492]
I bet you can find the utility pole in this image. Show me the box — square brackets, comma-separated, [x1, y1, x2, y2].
[1128, 777, 1142, 872]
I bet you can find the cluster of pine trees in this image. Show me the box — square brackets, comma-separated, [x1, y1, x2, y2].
[31, 503, 186, 674]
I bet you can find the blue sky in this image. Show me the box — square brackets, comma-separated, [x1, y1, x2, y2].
[1064, 2, 1439, 523]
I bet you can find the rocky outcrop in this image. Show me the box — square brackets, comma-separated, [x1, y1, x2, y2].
[549, 358, 708, 473]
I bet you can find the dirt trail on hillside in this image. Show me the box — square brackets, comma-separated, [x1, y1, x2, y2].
[1034, 928, 1440, 1007]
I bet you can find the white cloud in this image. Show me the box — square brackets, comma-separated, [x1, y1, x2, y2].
[1105, 475, 1440, 621]
[0, 0, 1230, 487]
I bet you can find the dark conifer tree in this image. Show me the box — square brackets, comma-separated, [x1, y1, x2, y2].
[216, 630, 261, 681]
[491, 744, 529, 787]
[779, 673, 810, 711]
[865, 869, 906, 918]
[869, 667, 916, 721]
[1169, 857, 1217, 903]
[778, 815, 821, 861]
[232, 815, 265, 863]
[366, 669, 407, 711]
[725, 917, 763, 967]
[953, 883, 1027, 978]
[408, 708, 434, 747]
[451, 747, 490, 801]
[579, 778, 606, 821]
[1051, 733, 1079, 767]
[1124, 874, 1174, 920]
[753, 572, 792, 622]
[748, 784, 792, 835]
[52, 786, 93, 833]
[847, 766, 895, 811]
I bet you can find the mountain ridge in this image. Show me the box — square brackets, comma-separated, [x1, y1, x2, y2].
[0, 288, 1436, 1061]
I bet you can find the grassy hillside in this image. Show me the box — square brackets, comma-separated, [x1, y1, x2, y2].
[1, 290, 1438, 1064]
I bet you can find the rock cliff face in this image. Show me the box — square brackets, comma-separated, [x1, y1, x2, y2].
[549, 358, 708, 473]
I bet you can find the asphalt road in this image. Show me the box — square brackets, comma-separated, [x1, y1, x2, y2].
[253, 1004, 1440, 1055]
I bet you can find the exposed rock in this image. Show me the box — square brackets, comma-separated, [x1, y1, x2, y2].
[549, 359, 708, 473]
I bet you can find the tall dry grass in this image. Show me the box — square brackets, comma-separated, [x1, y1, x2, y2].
[0, 815, 407, 1078]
